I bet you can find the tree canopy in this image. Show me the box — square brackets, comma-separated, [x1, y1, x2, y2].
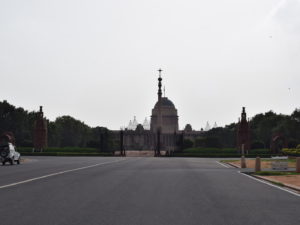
[190, 110, 300, 149]
[0, 100, 112, 150]
[1, 100, 299, 149]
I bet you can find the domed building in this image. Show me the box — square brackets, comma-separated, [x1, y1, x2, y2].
[150, 97, 179, 134]
[150, 69, 179, 134]
[113, 69, 204, 152]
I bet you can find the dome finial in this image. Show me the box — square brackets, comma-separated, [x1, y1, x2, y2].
[157, 68, 163, 101]
[158, 68, 162, 78]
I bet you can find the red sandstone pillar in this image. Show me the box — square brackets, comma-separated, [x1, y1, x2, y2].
[33, 106, 48, 152]
[296, 157, 300, 173]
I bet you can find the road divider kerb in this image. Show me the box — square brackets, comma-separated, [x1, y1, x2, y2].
[0, 159, 126, 190]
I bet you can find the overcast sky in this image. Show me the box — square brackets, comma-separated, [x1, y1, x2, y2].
[0, 0, 299, 130]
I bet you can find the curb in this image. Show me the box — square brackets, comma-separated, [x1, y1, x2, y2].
[227, 162, 240, 168]
[253, 175, 300, 192]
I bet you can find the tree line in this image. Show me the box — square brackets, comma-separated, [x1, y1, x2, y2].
[184, 109, 300, 149]
[1, 100, 299, 149]
[0, 100, 113, 150]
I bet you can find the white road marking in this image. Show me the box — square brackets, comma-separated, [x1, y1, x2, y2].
[238, 171, 300, 197]
[215, 161, 230, 168]
[0, 159, 126, 190]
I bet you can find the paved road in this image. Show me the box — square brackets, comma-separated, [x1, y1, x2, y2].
[0, 157, 299, 225]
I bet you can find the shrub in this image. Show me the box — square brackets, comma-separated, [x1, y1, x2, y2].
[287, 139, 298, 148]
[250, 148, 271, 154]
[20, 140, 33, 147]
[193, 136, 223, 148]
[182, 147, 272, 157]
[251, 140, 265, 149]
[173, 152, 274, 158]
[282, 148, 300, 156]
[194, 137, 205, 147]
[183, 139, 194, 149]
[184, 147, 236, 154]
[20, 152, 113, 156]
[255, 171, 299, 176]
[205, 136, 222, 148]
[17, 147, 99, 153]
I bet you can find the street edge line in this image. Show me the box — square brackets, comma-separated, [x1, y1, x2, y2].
[215, 161, 230, 168]
[238, 171, 300, 197]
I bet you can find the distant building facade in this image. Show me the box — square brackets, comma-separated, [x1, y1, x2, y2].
[127, 116, 150, 131]
[112, 70, 204, 151]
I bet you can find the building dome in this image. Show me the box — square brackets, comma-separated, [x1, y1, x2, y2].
[142, 117, 150, 130]
[151, 97, 178, 134]
[154, 97, 175, 108]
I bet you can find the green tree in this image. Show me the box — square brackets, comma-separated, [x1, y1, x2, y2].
[52, 116, 91, 147]
[183, 139, 194, 149]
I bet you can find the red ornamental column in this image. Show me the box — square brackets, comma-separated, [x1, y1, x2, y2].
[33, 106, 48, 152]
[237, 107, 251, 153]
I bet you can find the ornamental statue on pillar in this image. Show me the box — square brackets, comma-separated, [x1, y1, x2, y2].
[237, 107, 251, 154]
[33, 106, 48, 152]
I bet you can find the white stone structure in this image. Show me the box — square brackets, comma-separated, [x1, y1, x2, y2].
[205, 122, 211, 131]
[142, 118, 150, 130]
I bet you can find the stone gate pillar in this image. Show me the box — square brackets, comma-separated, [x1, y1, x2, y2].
[237, 107, 250, 153]
[33, 106, 48, 152]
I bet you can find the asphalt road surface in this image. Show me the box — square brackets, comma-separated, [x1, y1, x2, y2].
[0, 157, 299, 225]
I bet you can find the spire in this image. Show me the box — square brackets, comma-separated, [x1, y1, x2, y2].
[143, 117, 150, 130]
[241, 107, 247, 121]
[205, 122, 211, 131]
[158, 68, 162, 101]
[39, 106, 44, 118]
[132, 116, 138, 130]
[128, 120, 133, 130]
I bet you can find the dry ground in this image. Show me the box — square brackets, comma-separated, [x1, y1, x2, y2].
[225, 159, 299, 190]
[229, 159, 296, 169]
[256, 175, 300, 190]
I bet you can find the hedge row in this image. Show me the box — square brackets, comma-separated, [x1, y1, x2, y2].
[183, 147, 236, 153]
[173, 153, 279, 158]
[282, 148, 300, 156]
[17, 147, 99, 153]
[254, 171, 299, 176]
[183, 147, 271, 154]
[21, 152, 114, 156]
